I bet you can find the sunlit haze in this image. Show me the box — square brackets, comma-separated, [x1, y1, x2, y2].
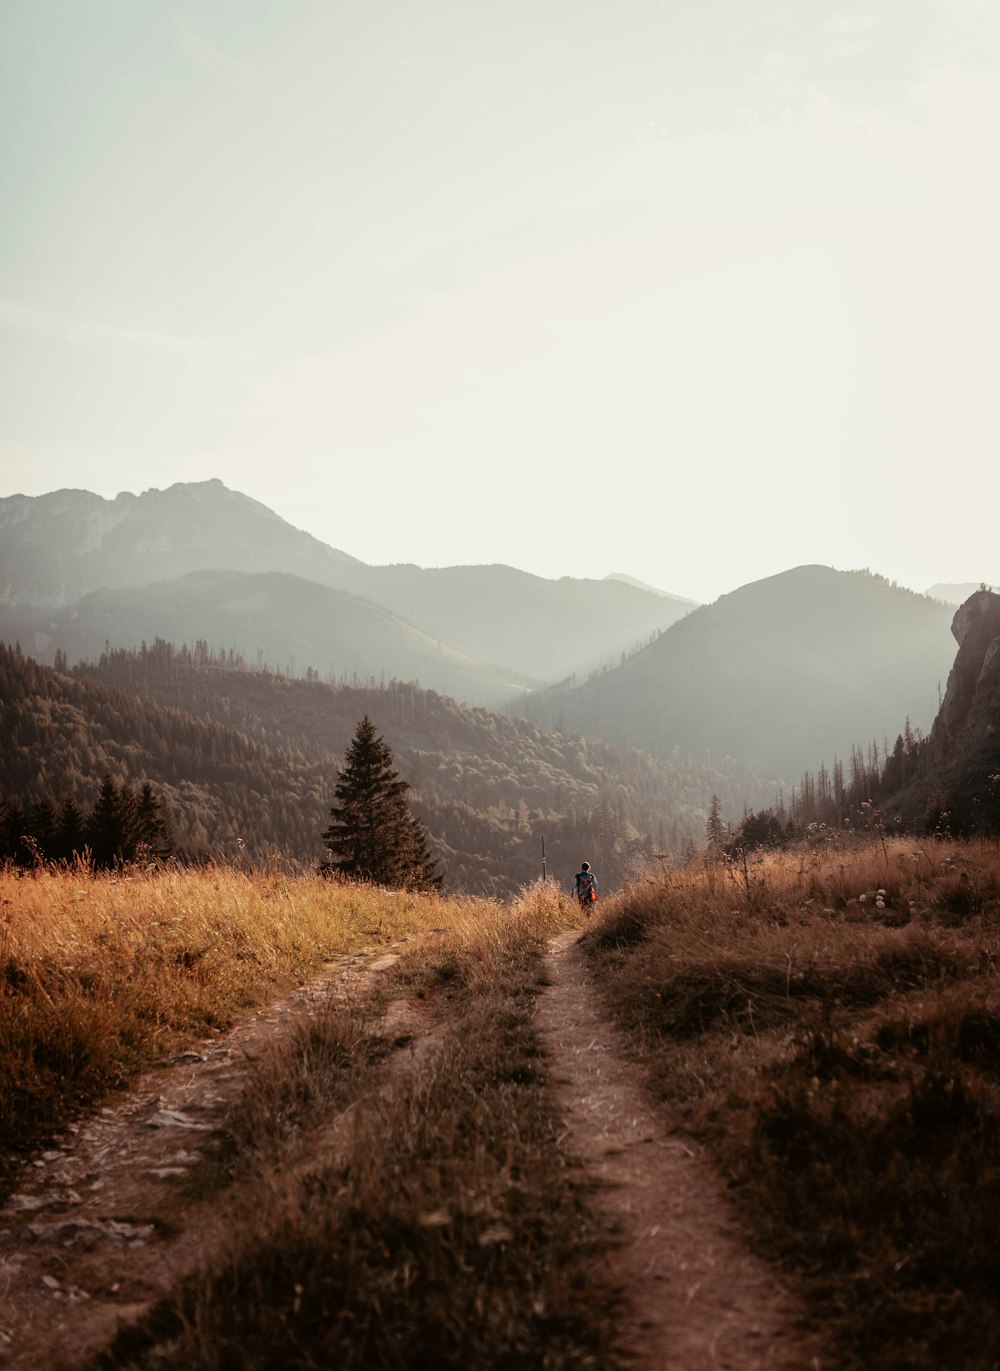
[2, 1, 998, 602]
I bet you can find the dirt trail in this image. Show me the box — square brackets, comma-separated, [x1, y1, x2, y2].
[536, 929, 826, 1371]
[4, 926, 829, 1370]
[0, 942, 435, 1371]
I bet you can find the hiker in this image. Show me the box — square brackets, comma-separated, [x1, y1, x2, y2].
[574, 861, 598, 912]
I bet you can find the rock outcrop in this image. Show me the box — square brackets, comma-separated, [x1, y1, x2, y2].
[932, 589, 1000, 754]
[900, 589, 1000, 830]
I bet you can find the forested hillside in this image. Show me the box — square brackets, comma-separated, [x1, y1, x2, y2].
[0, 642, 773, 894]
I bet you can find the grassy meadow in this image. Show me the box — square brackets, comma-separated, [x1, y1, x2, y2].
[0, 862, 463, 1195]
[583, 834, 1000, 1371]
[8, 839, 999, 1368]
[0, 863, 625, 1367]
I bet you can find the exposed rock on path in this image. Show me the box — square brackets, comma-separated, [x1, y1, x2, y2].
[536, 929, 825, 1370]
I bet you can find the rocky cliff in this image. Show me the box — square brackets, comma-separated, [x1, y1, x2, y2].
[933, 590, 1000, 752]
[900, 589, 1000, 830]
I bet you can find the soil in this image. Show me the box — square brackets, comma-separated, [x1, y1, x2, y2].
[536, 929, 828, 1370]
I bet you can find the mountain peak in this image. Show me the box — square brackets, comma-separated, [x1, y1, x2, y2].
[528, 564, 956, 779]
[0, 479, 362, 611]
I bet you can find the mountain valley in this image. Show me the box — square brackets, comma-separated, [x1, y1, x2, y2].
[3, 478, 995, 889]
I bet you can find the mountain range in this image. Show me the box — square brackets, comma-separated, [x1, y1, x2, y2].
[0, 481, 693, 703]
[16, 571, 528, 707]
[0, 479, 976, 786]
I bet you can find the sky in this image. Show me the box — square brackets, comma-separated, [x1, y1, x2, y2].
[1, 0, 998, 604]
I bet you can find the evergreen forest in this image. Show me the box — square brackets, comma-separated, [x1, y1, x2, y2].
[0, 640, 773, 894]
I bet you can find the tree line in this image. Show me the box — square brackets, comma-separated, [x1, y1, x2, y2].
[0, 640, 776, 893]
[0, 775, 173, 868]
[0, 712, 440, 890]
[704, 712, 1000, 854]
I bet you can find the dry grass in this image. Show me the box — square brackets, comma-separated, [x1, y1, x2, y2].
[188, 996, 390, 1199]
[0, 862, 461, 1195]
[583, 836, 1000, 1371]
[92, 881, 624, 1370]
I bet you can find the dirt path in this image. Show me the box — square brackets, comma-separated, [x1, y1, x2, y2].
[0, 942, 435, 1371]
[4, 926, 829, 1370]
[536, 929, 826, 1370]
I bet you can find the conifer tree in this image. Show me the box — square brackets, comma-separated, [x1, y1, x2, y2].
[321, 716, 440, 889]
[705, 793, 725, 851]
[55, 796, 86, 863]
[0, 798, 30, 866]
[134, 782, 174, 860]
[28, 795, 58, 862]
[85, 775, 136, 869]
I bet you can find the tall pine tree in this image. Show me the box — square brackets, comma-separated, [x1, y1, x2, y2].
[705, 793, 725, 851]
[55, 795, 86, 863]
[85, 775, 136, 869]
[28, 795, 58, 862]
[134, 782, 174, 861]
[321, 716, 440, 889]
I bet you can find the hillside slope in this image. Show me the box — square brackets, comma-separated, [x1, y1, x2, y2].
[22, 569, 527, 707]
[524, 566, 955, 780]
[0, 642, 774, 893]
[327, 562, 695, 681]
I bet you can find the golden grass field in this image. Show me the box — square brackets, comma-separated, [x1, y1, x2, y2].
[0, 862, 497, 1192]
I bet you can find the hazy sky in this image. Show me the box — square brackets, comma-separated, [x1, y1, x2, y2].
[2, 0, 998, 602]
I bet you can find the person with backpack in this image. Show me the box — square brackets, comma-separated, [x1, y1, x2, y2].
[574, 861, 598, 912]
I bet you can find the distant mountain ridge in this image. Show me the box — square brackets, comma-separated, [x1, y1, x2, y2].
[0, 480, 693, 702]
[926, 582, 998, 606]
[0, 480, 360, 610]
[5, 485, 961, 783]
[603, 572, 693, 599]
[524, 565, 956, 781]
[324, 562, 694, 681]
[25, 570, 530, 704]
